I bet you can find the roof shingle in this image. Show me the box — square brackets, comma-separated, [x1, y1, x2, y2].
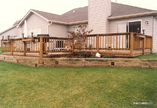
[32, 2, 154, 23]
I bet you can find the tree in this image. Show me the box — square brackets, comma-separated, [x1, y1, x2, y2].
[68, 24, 93, 50]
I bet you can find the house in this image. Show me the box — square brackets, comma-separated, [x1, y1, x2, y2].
[0, 0, 157, 52]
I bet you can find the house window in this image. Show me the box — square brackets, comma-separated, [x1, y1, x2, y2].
[129, 21, 141, 33]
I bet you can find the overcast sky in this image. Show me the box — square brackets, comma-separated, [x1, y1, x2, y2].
[0, 0, 157, 32]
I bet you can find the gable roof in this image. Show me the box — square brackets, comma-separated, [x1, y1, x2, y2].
[31, 2, 155, 23]
[111, 2, 154, 17]
[1, 2, 157, 35]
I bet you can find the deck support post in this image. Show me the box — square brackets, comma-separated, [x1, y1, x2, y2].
[150, 37, 152, 54]
[142, 38, 145, 55]
[24, 42, 27, 56]
[40, 37, 43, 58]
[130, 32, 134, 57]
[71, 43, 74, 53]
[11, 40, 14, 55]
[1, 40, 3, 54]
[97, 34, 99, 53]
[72, 36, 74, 53]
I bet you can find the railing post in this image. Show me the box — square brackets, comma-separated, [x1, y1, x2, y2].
[24, 42, 27, 56]
[97, 34, 99, 53]
[72, 36, 74, 53]
[142, 38, 145, 55]
[130, 32, 134, 57]
[71, 43, 74, 53]
[1, 40, 3, 54]
[150, 37, 152, 53]
[40, 37, 43, 58]
[11, 40, 14, 55]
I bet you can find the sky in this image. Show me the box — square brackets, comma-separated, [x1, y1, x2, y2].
[0, 0, 157, 32]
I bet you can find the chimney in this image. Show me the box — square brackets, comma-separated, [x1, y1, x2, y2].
[88, 0, 111, 34]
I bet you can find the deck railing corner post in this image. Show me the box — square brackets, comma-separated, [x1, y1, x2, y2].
[97, 34, 99, 53]
[1, 40, 3, 54]
[11, 40, 14, 55]
[130, 32, 134, 57]
[24, 42, 27, 56]
[151, 37, 153, 54]
[40, 37, 43, 58]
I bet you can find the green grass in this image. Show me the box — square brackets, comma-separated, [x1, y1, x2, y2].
[134, 53, 157, 59]
[0, 61, 156, 108]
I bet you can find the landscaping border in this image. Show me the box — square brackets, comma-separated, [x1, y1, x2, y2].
[0, 55, 157, 69]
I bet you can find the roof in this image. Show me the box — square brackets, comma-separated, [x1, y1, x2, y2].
[31, 2, 154, 23]
[13, 20, 21, 26]
[1, 2, 156, 34]
[110, 2, 154, 17]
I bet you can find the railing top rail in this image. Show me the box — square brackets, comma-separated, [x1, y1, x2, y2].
[42, 36, 73, 39]
[1, 36, 73, 41]
[86, 32, 131, 37]
[133, 33, 152, 38]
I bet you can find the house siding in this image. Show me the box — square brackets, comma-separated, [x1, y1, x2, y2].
[88, 0, 111, 34]
[49, 23, 68, 37]
[109, 16, 153, 36]
[0, 27, 18, 39]
[68, 23, 88, 31]
[153, 18, 157, 53]
[0, 27, 18, 47]
[21, 13, 48, 36]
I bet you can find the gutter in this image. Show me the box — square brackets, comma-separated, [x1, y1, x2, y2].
[108, 11, 157, 20]
[49, 20, 88, 25]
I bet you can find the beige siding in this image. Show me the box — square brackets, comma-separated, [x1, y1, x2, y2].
[17, 27, 22, 38]
[109, 16, 154, 36]
[88, 0, 111, 34]
[153, 18, 157, 53]
[21, 13, 48, 36]
[49, 23, 68, 37]
[68, 23, 88, 31]
[0, 27, 18, 39]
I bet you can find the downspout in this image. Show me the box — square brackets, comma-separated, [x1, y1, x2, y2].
[47, 21, 53, 35]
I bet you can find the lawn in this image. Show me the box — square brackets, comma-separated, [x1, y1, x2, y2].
[134, 53, 157, 59]
[0, 61, 156, 108]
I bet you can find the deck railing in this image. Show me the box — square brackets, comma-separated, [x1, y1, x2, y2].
[1, 32, 152, 57]
[74, 32, 130, 50]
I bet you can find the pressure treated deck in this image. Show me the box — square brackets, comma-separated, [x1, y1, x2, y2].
[1, 32, 152, 58]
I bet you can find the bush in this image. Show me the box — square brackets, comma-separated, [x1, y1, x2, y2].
[103, 55, 111, 58]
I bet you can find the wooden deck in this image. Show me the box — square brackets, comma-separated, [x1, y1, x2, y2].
[1, 32, 152, 58]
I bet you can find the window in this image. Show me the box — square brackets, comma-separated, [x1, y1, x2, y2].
[129, 21, 141, 33]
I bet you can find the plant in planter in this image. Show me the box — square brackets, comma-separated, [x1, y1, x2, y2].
[68, 24, 93, 57]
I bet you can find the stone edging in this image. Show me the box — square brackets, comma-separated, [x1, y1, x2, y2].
[0, 55, 157, 69]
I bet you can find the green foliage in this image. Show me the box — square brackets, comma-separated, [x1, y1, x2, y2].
[0, 47, 1, 54]
[90, 56, 97, 58]
[0, 61, 156, 108]
[61, 55, 69, 58]
[103, 55, 111, 58]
